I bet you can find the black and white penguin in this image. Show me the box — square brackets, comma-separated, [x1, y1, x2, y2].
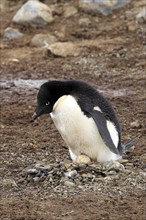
[32, 80, 134, 163]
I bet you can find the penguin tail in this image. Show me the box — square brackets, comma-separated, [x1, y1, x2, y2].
[121, 137, 139, 154]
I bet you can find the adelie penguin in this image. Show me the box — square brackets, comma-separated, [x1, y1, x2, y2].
[32, 80, 135, 163]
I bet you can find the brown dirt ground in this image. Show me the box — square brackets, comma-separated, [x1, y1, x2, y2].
[0, 0, 146, 220]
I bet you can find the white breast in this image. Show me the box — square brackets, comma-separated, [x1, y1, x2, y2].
[50, 95, 121, 163]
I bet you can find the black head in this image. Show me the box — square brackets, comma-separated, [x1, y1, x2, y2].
[32, 82, 54, 120]
[32, 80, 71, 120]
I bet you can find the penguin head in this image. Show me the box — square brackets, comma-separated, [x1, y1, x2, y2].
[32, 82, 54, 120]
[32, 80, 71, 120]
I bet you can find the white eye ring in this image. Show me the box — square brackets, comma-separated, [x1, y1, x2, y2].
[46, 101, 50, 106]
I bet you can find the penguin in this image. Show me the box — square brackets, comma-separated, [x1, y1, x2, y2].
[32, 80, 135, 163]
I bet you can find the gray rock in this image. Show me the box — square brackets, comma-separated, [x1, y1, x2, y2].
[102, 160, 125, 172]
[12, 0, 54, 27]
[3, 27, 23, 41]
[31, 33, 57, 47]
[78, 18, 91, 27]
[79, 0, 131, 16]
[35, 164, 52, 171]
[136, 8, 146, 24]
[65, 170, 77, 178]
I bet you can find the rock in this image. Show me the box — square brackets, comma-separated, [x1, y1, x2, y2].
[64, 161, 72, 169]
[35, 163, 52, 171]
[54, 26, 66, 39]
[76, 155, 91, 164]
[81, 173, 93, 179]
[64, 180, 75, 187]
[27, 168, 38, 174]
[63, 6, 78, 18]
[101, 160, 125, 172]
[33, 176, 40, 182]
[79, 0, 131, 16]
[107, 170, 117, 175]
[11, 58, 20, 63]
[47, 42, 81, 57]
[77, 163, 87, 169]
[130, 120, 141, 128]
[136, 8, 146, 24]
[78, 18, 91, 27]
[3, 27, 23, 41]
[31, 34, 57, 47]
[12, 0, 54, 27]
[65, 170, 77, 178]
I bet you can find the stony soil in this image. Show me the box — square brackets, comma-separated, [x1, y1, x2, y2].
[0, 0, 146, 220]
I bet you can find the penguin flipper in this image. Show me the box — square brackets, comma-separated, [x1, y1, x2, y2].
[89, 110, 119, 155]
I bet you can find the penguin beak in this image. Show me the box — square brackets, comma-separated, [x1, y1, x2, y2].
[32, 105, 50, 121]
[32, 112, 38, 120]
[32, 106, 42, 121]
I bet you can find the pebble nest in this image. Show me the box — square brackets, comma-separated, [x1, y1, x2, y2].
[9, 159, 145, 198]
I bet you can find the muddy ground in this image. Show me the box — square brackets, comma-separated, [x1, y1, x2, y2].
[0, 0, 146, 220]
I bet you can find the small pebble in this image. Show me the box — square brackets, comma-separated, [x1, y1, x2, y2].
[65, 170, 77, 178]
[130, 120, 141, 128]
[108, 171, 117, 176]
[27, 168, 38, 174]
[33, 177, 40, 182]
[64, 180, 75, 187]
[35, 164, 52, 171]
[81, 173, 93, 179]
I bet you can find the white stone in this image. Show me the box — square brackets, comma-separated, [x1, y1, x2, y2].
[65, 170, 77, 178]
[47, 42, 81, 57]
[27, 168, 38, 174]
[12, 0, 54, 27]
[3, 27, 23, 41]
[64, 180, 75, 187]
[31, 33, 57, 47]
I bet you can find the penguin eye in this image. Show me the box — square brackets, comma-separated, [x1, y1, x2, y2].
[46, 101, 50, 106]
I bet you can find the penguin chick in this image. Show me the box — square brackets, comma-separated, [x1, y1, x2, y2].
[32, 80, 131, 163]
